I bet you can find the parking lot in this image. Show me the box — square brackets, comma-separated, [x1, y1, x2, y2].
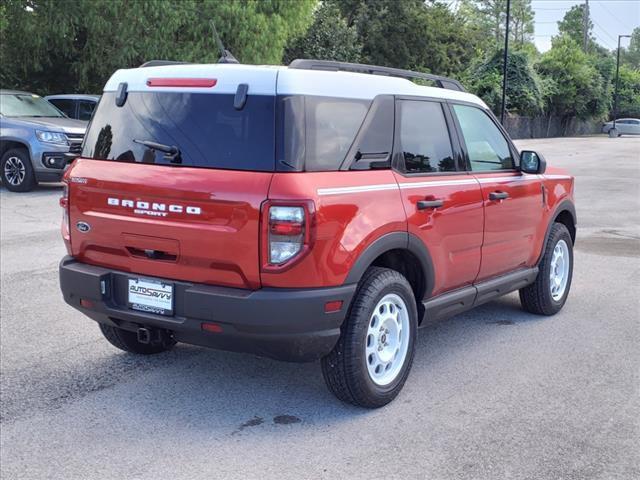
[1, 135, 638, 479]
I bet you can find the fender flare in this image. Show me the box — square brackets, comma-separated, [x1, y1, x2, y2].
[537, 199, 577, 264]
[344, 231, 435, 300]
[0, 136, 32, 159]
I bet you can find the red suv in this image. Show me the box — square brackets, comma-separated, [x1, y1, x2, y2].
[59, 60, 576, 408]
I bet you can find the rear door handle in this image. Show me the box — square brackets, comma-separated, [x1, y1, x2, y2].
[489, 191, 509, 201]
[417, 199, 444, 210]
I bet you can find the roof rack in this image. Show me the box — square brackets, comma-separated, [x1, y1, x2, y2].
[288, 59, 466, 92]
[139, 60, 193, 68]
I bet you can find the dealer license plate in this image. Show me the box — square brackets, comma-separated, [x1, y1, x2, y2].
[127, 277, 174, 316]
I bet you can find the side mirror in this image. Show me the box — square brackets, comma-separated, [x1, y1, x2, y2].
[520, 150, 546, 174]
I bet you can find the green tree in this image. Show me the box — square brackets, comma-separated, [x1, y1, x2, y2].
[614, 65, 640, 118]
[283, 2, 362, 64]
[328, 0, 477, 76]
[0, 0, 315, 94]
[468, 49, 543, 116]
[620, 27, 640, 70]
[536, 35, 607, 120]
[456, 0, 535, 53]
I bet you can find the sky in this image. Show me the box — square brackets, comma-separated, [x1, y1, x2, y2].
[445, 0, 640, 53]
[532, 0, 639, 52]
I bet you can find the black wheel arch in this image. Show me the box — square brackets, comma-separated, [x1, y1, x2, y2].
[537, 199, 577, 264]
[0, 138, 31, 159]
[344, 232, 435, 301]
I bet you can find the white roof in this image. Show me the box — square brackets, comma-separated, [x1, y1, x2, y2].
[103, 63, 486, 107]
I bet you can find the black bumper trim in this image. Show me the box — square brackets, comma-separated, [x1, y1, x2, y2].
[59, 256, 356, 362]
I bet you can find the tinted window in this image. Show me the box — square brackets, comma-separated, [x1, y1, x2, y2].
[306, 97, 369, 171]
[82, 92, 275, 171]
[398, 100, 456, 173]
[279, 96, 370, 171]
[78, 100, 96, 121]
[49, 99, 76, 118]
[453, 104, 514, 171]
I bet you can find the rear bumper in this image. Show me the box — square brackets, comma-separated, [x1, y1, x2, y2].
[59, 256, 356, 362]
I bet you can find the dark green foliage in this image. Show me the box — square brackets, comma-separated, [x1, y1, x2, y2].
[0, 0, 315, 94]
[283, 2, 362, 64]
[468, 50, 543, 116]
[326, 0, 476, 76]
[615, 65, 640, 118]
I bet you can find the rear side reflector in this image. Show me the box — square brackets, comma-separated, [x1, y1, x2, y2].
[201, 322, 223, 333]
[80, 299, 94, 309]
[324, 301, 343, 313]
[146, 78, 217, 88]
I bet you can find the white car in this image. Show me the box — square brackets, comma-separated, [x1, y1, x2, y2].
[602, 118, 640, 136]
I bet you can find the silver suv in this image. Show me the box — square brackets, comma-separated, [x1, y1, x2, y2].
[0, 90, 87, 192]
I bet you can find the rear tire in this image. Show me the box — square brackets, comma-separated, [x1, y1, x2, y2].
[321, 267, 418, 408]
[1, 148, 36, 192]
[519, 222, 573, 315]
[99, 323, 176, 354]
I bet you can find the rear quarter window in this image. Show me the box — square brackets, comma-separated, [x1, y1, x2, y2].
[279, 96, 370, 171]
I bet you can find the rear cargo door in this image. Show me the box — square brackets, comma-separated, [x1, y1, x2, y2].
[69, 66, 278, 289]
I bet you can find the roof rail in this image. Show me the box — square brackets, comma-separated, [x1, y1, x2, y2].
[139, 60, 192, 68]
[288, 59, 466, 92]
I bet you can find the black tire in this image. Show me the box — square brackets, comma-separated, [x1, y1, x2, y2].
[321, 267, 418, 408]
[1, 148, 36, 192]
[519, 222, 573, 315]
[99, 323, 176, 354]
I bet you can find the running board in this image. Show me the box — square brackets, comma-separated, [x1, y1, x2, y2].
[421, 267, 539, 325]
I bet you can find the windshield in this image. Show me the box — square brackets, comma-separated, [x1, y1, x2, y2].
[0, 93, 66, 118]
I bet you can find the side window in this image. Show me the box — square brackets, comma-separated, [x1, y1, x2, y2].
[49, 99, 76, 118]
[78, 100, 96, 121]
[304, 97, 369, 171]
[397, 100, 456, 174]
[453, 104, 514, 172]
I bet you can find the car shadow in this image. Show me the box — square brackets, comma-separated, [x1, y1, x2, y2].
[2, 293, 548, 434]
[83, 294, 546, 433]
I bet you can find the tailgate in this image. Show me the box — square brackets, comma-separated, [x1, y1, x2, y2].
[68, 159, 271, 289]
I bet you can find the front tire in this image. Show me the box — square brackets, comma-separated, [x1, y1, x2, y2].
[321, 267, 418, 408]
[519, 222, 573, 315]
[99, 323, 176, 355]
[1, 148, 36, 192]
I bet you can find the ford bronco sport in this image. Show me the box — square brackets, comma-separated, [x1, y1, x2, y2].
[59, 60, 576, 408]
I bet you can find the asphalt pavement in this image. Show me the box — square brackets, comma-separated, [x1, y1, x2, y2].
[1, 135, 638, 480]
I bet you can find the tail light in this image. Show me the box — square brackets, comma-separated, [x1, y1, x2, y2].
[60, 181, 71, 253]
[262, 201, 315, 271]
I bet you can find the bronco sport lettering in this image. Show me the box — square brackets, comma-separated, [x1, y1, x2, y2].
[59, 59, 576, 408]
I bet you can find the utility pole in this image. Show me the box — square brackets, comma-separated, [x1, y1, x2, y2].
[500, 0, 511, 125]
[583, 0, 589, 52]
[612, 34, 632, 135]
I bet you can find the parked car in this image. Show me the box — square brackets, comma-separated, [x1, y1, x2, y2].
[58, 60, 576, 408]
[0, 90, 87, 192]
[45, 94, 100, 121]
[602, 118, 640, 136]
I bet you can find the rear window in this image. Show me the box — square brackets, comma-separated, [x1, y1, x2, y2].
[82, 92, 275, 171]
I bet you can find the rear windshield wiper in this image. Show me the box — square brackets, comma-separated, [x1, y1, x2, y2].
[133, 139, 182, 164]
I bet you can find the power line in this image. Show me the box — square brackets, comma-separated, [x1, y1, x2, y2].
[593, 18, 619, 44]
[594, 0, 637, 33]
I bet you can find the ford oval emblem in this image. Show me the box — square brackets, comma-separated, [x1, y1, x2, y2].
[76, 221, 91, 233]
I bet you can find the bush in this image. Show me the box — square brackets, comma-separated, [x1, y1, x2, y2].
[468, 49, 543, 116]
